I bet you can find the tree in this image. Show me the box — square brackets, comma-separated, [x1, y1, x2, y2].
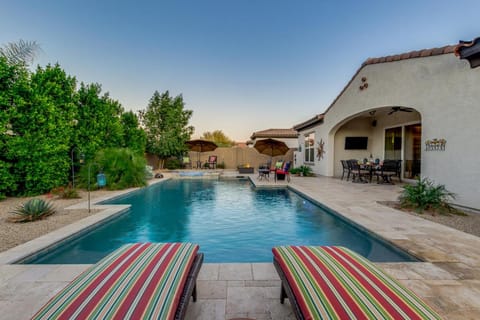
[140, 90, 194, 168]
[200, 130, 235, 147]
[120, 111, 146, 154]
[0, 57, 30, 198]
[75, 83, 124, 160]
[0, 40, 41, 65]
[9, 64, 77, 194]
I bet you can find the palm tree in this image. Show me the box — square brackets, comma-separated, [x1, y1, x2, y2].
[0, 39, 41, 65]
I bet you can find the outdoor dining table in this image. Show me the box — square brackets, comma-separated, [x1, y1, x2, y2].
[359, 162, 381, 182]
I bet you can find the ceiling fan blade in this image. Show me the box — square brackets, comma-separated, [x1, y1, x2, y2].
[400, 108, 413, 112]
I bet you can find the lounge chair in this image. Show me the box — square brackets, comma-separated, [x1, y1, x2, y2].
[32, 243, 203, 320]
[273, 245, 441, 320]
[275, 161, 291, 182]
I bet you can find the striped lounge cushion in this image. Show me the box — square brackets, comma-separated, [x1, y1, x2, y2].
[273, 246, 441, 320]
[32, 242, 199, 320]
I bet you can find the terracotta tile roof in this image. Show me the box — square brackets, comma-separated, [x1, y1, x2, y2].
[363, 45, 456, 66]
[293, 114, 324, 132]
[250, 128, 298, 140]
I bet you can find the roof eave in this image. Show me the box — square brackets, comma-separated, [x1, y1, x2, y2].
[293, 114, 324, 132]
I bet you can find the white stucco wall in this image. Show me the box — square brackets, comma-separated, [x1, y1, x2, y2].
[296, 53, 480, 209]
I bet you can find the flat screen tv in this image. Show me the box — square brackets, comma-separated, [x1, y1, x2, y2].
[345, 137, 368, 150]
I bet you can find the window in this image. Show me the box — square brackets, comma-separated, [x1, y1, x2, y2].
[304, 133, 315, 163]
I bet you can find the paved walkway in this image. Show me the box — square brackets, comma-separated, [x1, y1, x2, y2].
[0, 175, 479, 319]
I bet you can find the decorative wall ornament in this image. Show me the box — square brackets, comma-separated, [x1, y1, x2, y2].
[316, 139, 325, 160]
[359, 76, 369, 91]
[425, 138, 446, 151]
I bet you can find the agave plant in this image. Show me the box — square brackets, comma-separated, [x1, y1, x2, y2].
[399, 178, 461, 214]
[10, 199, 56, 222]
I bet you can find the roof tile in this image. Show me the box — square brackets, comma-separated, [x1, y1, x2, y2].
[250, 128, 298, 139]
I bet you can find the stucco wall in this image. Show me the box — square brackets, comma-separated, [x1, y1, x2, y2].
[297, 53, 480, 209]
[147, 147, 294, 170]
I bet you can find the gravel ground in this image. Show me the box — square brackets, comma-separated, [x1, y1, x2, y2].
[1, 191, 479, 254]
[0, 189, 113, 253]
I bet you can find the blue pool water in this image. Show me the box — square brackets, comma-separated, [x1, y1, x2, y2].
[24, 179, 417, 264]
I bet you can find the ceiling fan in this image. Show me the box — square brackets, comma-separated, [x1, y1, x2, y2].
[388, 107, 413, 115]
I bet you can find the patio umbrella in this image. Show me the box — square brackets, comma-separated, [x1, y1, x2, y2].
[185, 139, 218, 168]
[254, 138, 289, 158]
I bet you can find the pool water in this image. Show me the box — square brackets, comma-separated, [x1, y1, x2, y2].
[25, 179, 417, 264]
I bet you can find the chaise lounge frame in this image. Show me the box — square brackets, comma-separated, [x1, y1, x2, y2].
[273, 257, 305, 320]
[175, 252, 204, 319]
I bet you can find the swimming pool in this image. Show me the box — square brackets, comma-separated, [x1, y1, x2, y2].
[24, 179, 417, 263]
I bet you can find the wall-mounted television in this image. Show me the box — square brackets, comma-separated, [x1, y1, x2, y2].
[345, 137, 368, 150]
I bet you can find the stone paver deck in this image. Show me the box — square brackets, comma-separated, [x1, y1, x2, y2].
[0, 174, 479, 319]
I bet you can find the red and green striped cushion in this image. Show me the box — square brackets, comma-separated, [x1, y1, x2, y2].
[273, 246, 441, 320]
[32, 242, 199, 320]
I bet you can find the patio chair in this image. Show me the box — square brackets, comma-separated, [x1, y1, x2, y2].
[207, 155, 217, 169]
[375, 159, 398, 184]
[32, 243, 203, 320]
[258, 162, 270, 181]
[348, 159, 370, 183]
[182, 156, 192, 169]
[275, 161, 291, 182]
[272, 245, 441, 320]
[340, 160, 351, 180]
[270, 160, 283, 174]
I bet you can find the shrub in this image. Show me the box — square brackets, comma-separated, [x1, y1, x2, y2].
[51, 186, 80, 199]
[165, 158, 181, 170]
[298, 165, 313, 176]
[10, 198, 56, 222]
[399, 178, 462, 214]
[216, 161, 225, 169]
[62, 187, 80, 199]
[289, 167, 300, 174]
[79, 148, 147, 190]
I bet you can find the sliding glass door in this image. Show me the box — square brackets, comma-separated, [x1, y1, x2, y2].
[384, 127, 402, 160]
[384, 124, 421, 179]
[404, 124, 422, 179]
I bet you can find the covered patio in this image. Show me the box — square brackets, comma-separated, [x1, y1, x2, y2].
[331, 106, 422, 182]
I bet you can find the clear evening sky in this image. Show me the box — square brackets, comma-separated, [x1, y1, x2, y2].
[1, 1, 478, 141]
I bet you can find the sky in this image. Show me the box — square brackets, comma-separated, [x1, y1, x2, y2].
[1, 1, 479, 141]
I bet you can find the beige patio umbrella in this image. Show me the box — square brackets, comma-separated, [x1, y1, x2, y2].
[253, 138, 289, 158]
[185, 139, 218, 168]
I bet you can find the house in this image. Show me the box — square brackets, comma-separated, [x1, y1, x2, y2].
[294, 38, 480, 210]
[249, 128, 299, 148]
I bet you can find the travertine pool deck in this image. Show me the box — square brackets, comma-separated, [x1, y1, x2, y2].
[0, 175, 479, 319]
